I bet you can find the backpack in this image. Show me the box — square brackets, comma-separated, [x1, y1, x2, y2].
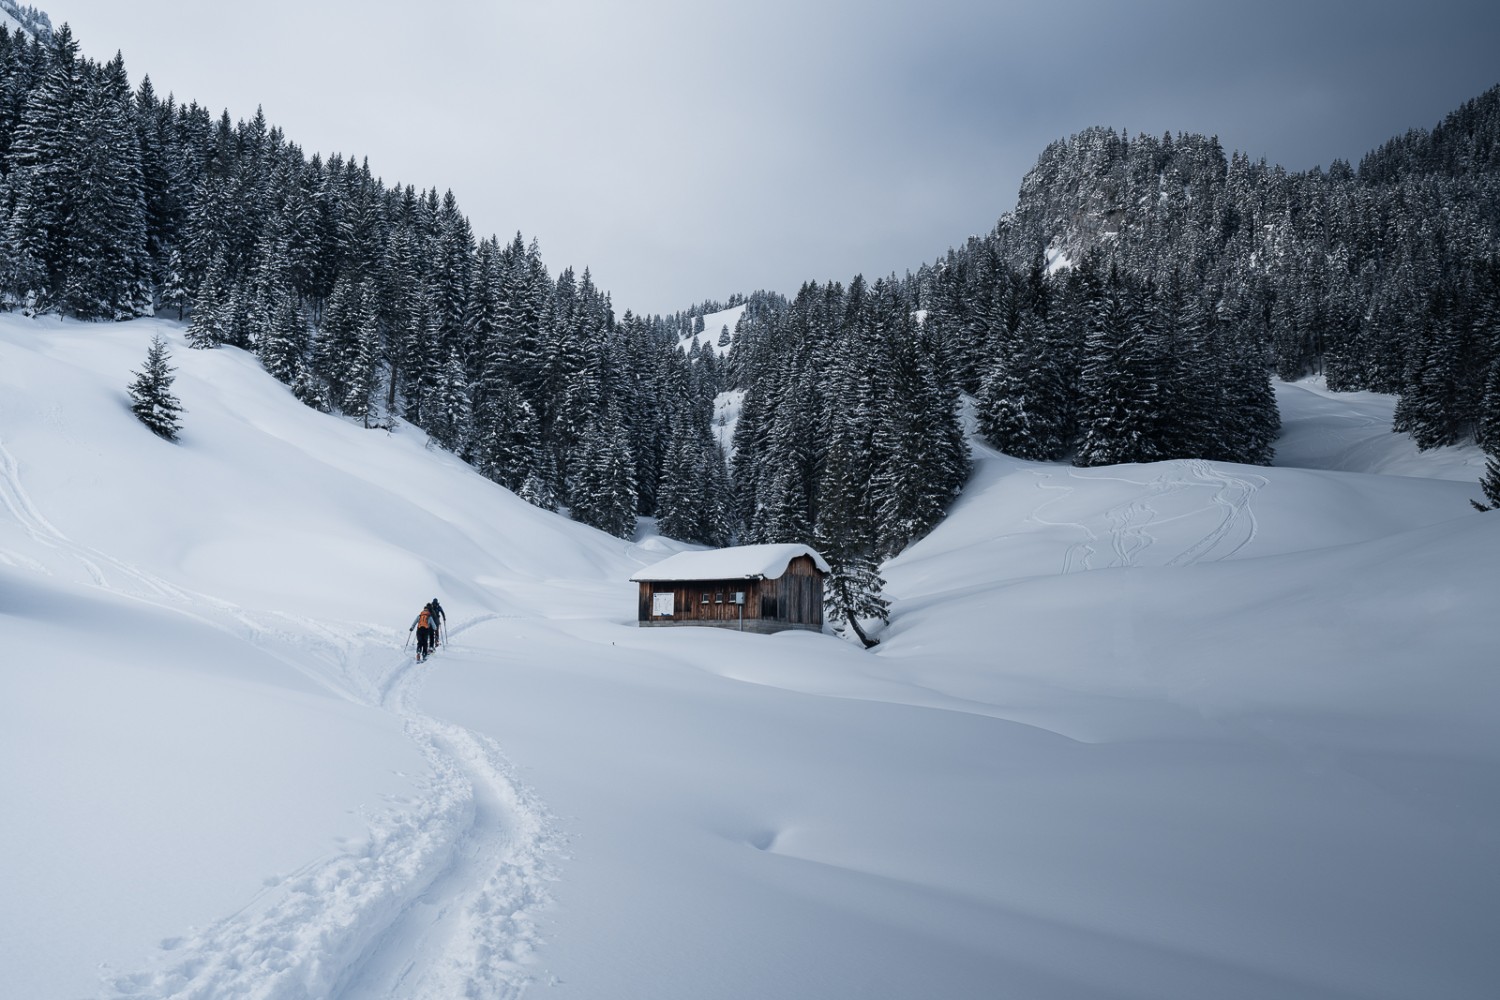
[419, 608, 431, 629]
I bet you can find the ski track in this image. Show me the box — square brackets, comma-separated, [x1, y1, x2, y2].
[1030, 460, 1262, 574]
[0, 443, 556, 998]
[1028, 470, 1099, 573]
[101, 616, 559, 1000]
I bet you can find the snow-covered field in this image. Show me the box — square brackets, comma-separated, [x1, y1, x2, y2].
[2, 314, 1496, 999]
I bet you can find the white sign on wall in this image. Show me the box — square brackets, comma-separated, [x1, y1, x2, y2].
[653, 592, 675, 616]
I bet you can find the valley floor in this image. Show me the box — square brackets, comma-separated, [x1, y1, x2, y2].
[2, 317, 1496, 999]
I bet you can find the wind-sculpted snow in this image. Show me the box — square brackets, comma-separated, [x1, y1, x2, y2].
[4, 317, 1498, 1000]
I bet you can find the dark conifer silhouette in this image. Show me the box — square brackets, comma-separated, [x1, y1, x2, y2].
[128, 334, 184, 440]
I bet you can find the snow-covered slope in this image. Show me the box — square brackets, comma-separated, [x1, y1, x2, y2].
[2, 314, 1496, 999]
[0, 1, 52, 40]
[677, 304, 744, 357]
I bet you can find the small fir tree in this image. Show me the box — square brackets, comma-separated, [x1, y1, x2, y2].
[816, 434, 889, 648]
[128, 334, 184, 440]
[1471, 456, 1500, 512]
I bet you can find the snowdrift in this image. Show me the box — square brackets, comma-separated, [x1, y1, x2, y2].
[2, 314, 1496, 1000]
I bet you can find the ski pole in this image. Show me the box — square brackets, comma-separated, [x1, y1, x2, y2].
[404, 630, 411, 652]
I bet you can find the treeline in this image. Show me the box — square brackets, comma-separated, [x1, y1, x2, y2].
[939, 90, 1500, 455]
[722, 279, 970, 635]
[0, 24, 735, 540]
[5, 16, 1498, 558]
[918, 253, 1279, 465]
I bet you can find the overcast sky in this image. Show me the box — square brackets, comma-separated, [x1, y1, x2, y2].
[46, 0, 1500, 316]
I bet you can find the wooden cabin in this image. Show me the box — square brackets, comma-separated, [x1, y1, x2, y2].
[631, 544, 829, 634]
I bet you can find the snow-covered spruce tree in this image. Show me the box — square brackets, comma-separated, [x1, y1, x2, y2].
[1472, 456, 1500, 512]
[975, 311, 1074, 461]
[314, 275, 382, 419]
[816, 431, 888, 648]
[700, 441, 737, 548]
[569, 408, 637, 538]
[425, 347, 471, 451]
[128, 334, 184, 440]
[1393, 295, 1467, 450]
[159, 248, 190, 320]
[256, 287, 307, 385]
[472, 382, 540, 493]
[656, 420, 735, 547]
[867, 282, 970, 554]
[59, 55, 150, 320]
[654, 422, 699, 543]
[1477, 357, 1500, 453]
[517, 453, 560, 512]
[1074, 267, 1168, 467]
[185, 254, 230, 348]
[4, 24, 84, 311]
[291, 361, 331, 413]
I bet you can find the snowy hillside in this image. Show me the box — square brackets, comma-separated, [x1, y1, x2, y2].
[2, 314, 1497, 999]
[677, 303, 744, 357]
[0, 1, 51, 39]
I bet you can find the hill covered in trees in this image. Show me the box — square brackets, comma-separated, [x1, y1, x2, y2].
[0, 18, 1495, 577]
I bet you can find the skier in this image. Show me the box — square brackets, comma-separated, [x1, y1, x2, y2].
[428, 597, 447, 647]
[409, 604, 435, 662]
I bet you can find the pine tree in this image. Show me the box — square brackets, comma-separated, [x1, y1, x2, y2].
[1075, 268, 1168, 467]
[128, 334, 184, 440]
[816, 430, 888, 647]
[185, 254, 229, 348]
[160, 247, 189, 320]
[975, 311, 1074, 460]
[426, 347, 471, 452]
[1472, 456, 1500, 512]
[868, 282, 969, 553]
[5, 23, 82, 308]
[570, 408, 637, 538]
[654, 421, 700, 542]
[1478, 357, 1500, 453]
[472, 382, 539, 492]
[60, 52, 149, 320]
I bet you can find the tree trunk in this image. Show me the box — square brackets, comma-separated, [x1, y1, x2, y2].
[844, 609, 878, 648]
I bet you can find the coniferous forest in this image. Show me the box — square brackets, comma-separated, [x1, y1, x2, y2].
[2, 20, 1498, 578]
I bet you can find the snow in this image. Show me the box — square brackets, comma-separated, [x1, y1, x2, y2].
[2, 313, 1497, 999]
[677, 304, 745, 357]
[630, 543, 829, 582]
[1045, 239, 1074, 275]
[711, 388, 743, 455]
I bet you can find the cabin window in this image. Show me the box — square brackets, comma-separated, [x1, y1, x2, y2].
[701, 592, 710, 604]
[761, 591, 778, 619]
[716, 592, 724, 603]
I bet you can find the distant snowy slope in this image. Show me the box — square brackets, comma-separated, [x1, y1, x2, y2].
[1274, 376, 1488, 480]
[0, 1, 51, 39]
[678, 304, 745, 356]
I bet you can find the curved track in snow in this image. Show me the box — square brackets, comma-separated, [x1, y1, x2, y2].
[103, 622, 557, 1000]
[1029, 460, 1264, 575]
[7, 421, 557, 999]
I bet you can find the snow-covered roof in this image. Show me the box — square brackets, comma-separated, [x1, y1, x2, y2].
[630, 544, 830, 582]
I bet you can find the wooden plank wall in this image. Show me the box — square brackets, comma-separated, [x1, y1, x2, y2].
[638, 557, 823, 631]
[640, 580, 761, 624]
